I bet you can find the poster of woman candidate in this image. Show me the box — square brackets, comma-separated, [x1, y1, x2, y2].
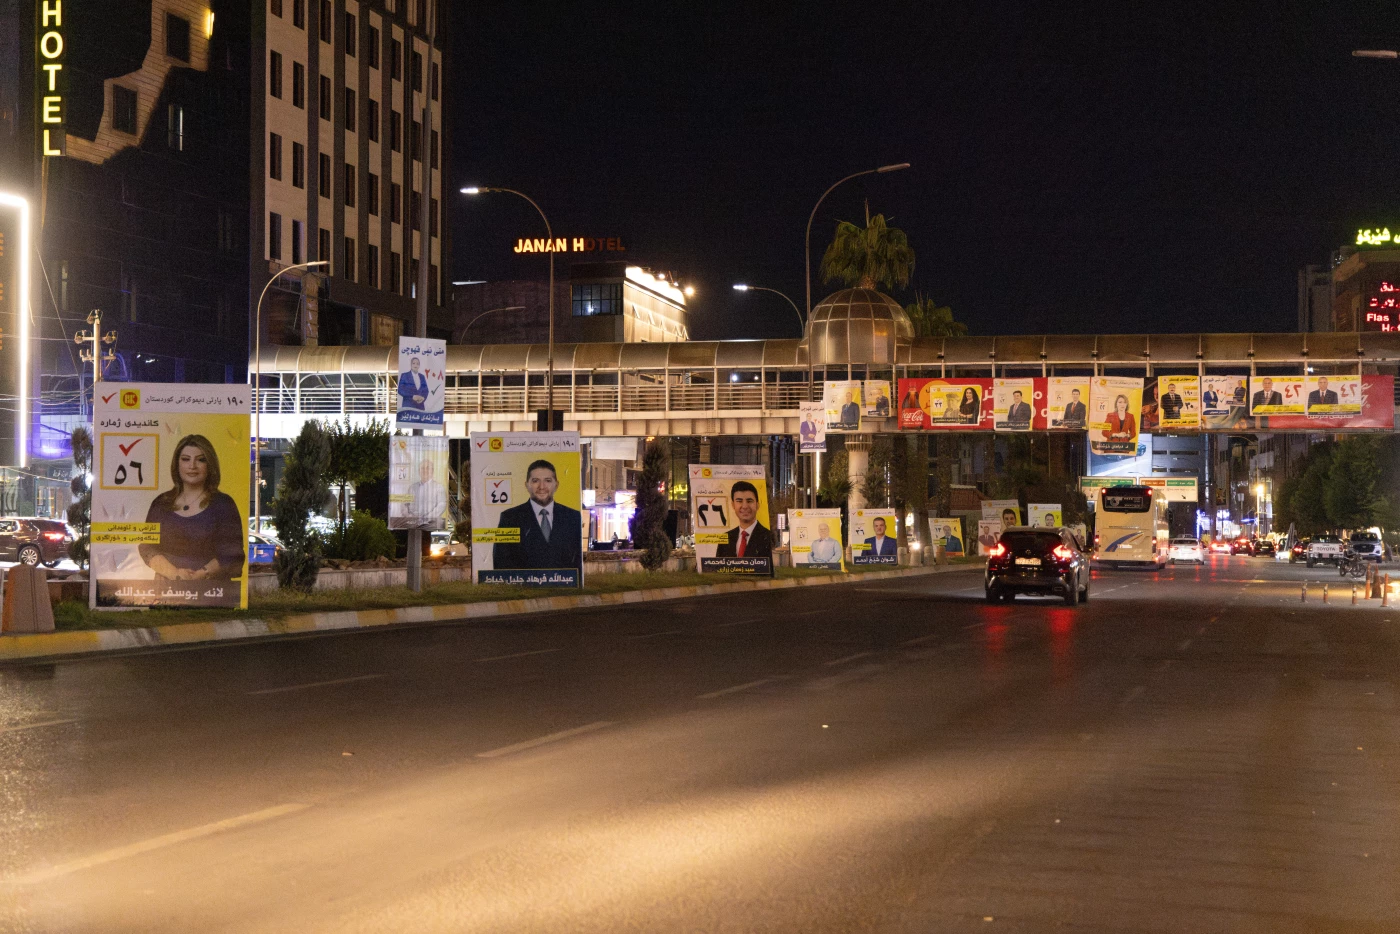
[787, 508, 844, 571]
[690, 465, 773, 574]
[993, 378, 1036, 432]
[1089, 376, 1144, 456]
[823, 381, 863, 432]
[90, 385, 250, 608]
[389, 436, 450, 530]
[396, 336, 447, 429]
[1046, 378, 1090, 431]
[850, 508, 899, 566]
[896, 378, 993, 430]
[470, 431, 584, 586]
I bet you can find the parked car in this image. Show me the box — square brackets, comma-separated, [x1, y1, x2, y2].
[248, 532, 283, 565]
[1253, 539, 1276, 557]
[1306, 534, 1345, 568]
[429, 531, 469, 558]
[985, 527, 1091, 605]
[0, 517, 72, 567]
[1168, 537, 1205, 564]
[1289, 538, 1309, 563]
[1348, 531, 1385, 562]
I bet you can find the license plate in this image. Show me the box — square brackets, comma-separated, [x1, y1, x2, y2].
[1015, 557, 1041, 566]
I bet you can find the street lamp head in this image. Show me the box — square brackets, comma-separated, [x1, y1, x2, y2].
[732, 284, 750, 291]
[460, 186, 482, 195]
[876, 162, 911, 173]
[683, 285, 695, 297]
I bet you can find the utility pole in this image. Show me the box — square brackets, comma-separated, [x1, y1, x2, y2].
[74, 309, 116, 393]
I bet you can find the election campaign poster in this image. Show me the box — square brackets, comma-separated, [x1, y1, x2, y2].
[798, 401, 827, 453]
[928, 517, 965, 557]
[690, 464, 773, 574]
[897, 378, 993, 429]
[90, 384, 250, 609]
[470, 432, 584, 587]
[993, 378, 1036, 432]
[1090, 376, 1144, 456]
[824, 381, 863, 432]
[982, 499, 1022, 529]
[1027, 503, 1062, 528]
[1046, 377, 1091, 431]
[1248, 376, 1304, 416]
[396, 336, 447, 428]
[389, 435, 450, 531]
[976, 519, 1001, 556]
[1264, 375, 1393, 430]
[850, 508, 898, 565]
[1304, 374, 1360, 416]
[1155, 376, 1200, 430]
[863, 380, 893, 419]
[787, 507, 844, 570]
[1202, 375, 1248, 418]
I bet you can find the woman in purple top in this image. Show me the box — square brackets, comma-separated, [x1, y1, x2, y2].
[138, 434, 245, 580]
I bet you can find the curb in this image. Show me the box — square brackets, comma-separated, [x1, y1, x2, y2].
[0, 564, 977, 663]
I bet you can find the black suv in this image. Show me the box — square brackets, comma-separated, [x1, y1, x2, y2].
[0, 518, 72, 567]
[985, 527, 1091, 605]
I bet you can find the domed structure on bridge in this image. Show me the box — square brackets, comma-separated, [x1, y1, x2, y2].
[803, 287, 914, 365]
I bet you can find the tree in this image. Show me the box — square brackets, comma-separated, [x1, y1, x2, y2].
[67, 426, 93, 570]
[904, 296, 968, 338]
[1284, 442, 1334, 536]
[630, 439, 672, 571]
[859, 437, 893, 508]
[324, 418, 390, 536]
[820, 210, 915, 291]
[273, 421, 332, 591]
[1325, 436, 1384, 531]
[817, 449, 851, 508]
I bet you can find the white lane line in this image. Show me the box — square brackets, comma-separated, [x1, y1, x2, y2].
[8, 803, 309, 884]
[473, 648, 561, 663]
[475, 721, 616, 758]
[1176, 638, 1193, 651]
[1118, 685, 1146, 709]
[627, 629, 685, 640]
[246, 674, 385, 696]
[806, 663, 884, 691]
[0, 718, 77, 735]
[711, 618, 761, 628]
[824, 651, 875, 667]
[902, 633, 941, 645]
[697, 679, 772, 700]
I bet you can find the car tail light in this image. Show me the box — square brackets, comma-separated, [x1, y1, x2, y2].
[43, 532, 65, 541]
[987, 542, 1006, 557]
[1052, 544, 1075, 561]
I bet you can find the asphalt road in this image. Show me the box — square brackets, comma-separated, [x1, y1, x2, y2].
[2, 556, 1398, 932]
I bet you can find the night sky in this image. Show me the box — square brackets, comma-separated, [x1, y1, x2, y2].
[451, 2, 1400, 341]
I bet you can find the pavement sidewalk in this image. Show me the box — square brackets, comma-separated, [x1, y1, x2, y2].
[0, 564, 974, 664]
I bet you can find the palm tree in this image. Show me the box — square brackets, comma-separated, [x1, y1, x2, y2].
[820, 208, 915, 291]
[905, 296, 967, 338]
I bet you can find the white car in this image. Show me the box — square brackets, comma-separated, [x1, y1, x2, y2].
[1168, 538, 1204, 564]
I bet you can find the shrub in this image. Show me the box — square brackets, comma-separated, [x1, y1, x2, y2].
[323, 510, 397, 561]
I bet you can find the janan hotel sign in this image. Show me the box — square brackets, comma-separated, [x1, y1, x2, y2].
[513, 236, 626, 253]
[38, 0, 66, 155]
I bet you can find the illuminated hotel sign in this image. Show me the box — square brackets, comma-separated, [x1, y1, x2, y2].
[513, 236, 626, 253]
[1355, 227, 1400, 248]
[0, 194, 32, 467]
[38, 0, 66, 156]
[1366, 280, 1399, 332]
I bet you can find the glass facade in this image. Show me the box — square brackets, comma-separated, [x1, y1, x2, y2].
[572, 282, 623, 317]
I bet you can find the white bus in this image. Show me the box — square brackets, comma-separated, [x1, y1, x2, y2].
[1092, 485, 1168, 569]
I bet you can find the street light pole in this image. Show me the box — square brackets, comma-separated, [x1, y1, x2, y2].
[457, 305, 526, 342]
[460, 187, 555, 423]
[804, 163, 909, 320]
[732, 284, 804, 335]
[252, 260, 329, 533]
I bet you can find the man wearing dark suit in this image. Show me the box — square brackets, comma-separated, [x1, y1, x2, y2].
[863, 516, 898, 556]
[837, 390, 861, 430]
[397, 357, 430, 411]
[1306, 377, 1339, 411]
[1160, 383, 1184, 421]
[1007, 390, 1032, 429]
[714, 481, 773, 558]
[492, 459, 583, 571]
[1062, 388, 1087, 428]
[1251, 377, 1282, 409]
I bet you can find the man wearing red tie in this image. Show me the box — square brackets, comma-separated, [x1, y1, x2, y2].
[715, 481, 773, 558]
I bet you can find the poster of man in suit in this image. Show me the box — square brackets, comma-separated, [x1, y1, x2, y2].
[388, 436, 450, 531]
[1304, 374, 1359, 415]
[993, 378, 1036, 431]
[1046, 378, 1090, 430]
[798, 402, 827, 453]
[787, 508, 844, 571]
[1248, 376, 1303, 416]
[470, 432, 584, 586]
[690, 465, 773, 574]
[928, 517, 965, 557]
[395, 337, 446, 428]
[850, 508, 899, 566]
[1156, 375, 1200, 430]
[824, 381, 863, 432]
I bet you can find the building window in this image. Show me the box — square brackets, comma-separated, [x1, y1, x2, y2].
[269, 212, 282, 260]
[344, 162, 356, 207]
[292, 0, 305, 28]
[271, 0, 282, 17]
[390, 110, 401, 151]
[416, 0, 427, 27]
[269, 51, 283, 98]
[268, 132, 282, 179]
[368, 244, 380, 288]
[367, 99, 379, 141]
[410, 120, 421, 161]
[573, 283, 623, 317]
[410, 258, 418, 299]
[344, 12, 357, 57]
[430, 129, 438, 168]
[112, 86, 138, 134]
[409, 190, 420, 227]
[411, 51, 422, 91]
[367, 173, 379, 215]
[319, 75, 330, 120]
[431, 62, 439, 101]
[167, 104, 184, 151]
[391, 39, 402, 79]
[292, 141, 305, 188]
[318, 227, 331, 269]
[390, 251, 401, 293]
[344, 236, 356, 282]
[368, 26, 380, 68]
[167, 14, 191, 61]
[319, 0, 331, 40]
[429, 264, 438, 305]
[318, 152, 330, 197]
[344, 88, 356, 131]
[292, 61, 305, 108]
[429, 197, 438, 237]
[217, 208, 236, 253]
[390, 182, 401, 222]
[291, 219, 303, 264]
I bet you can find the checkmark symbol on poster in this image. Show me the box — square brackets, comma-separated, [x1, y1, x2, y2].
[118, 440, 142, 456]
[102, 393, 116, 404]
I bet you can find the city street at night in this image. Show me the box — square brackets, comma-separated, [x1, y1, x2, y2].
[3, 556, 1397, 932]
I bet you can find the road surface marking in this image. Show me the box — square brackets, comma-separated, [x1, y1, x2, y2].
[697, 679, 772, 700]
[246, 674, 385, 696]
[8, 803, 309, 884]
[1117, 685, 1146, 708]
[806, 663, 884, 691]
[473, 648, 561, 662]
[1177, 638, 1193, 651]
[627, 629, 685, 640]
[712, 618, 761, 628]
[824, 651, 875, 667]
[0, 718, 77, 735]
[902, 633, 941, 645]
[475, 721, 615, 758]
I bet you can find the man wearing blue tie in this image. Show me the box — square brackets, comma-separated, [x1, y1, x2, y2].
[863, 517, 898, 556]
[398, 357, 430, 411]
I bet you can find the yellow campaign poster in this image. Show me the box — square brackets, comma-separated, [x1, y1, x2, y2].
[1027, 504, 1062, 528]
[469, 432, 584, 587]
[1046, 377, 1090, 430]
[824, 381, 863, 432]
[91, 384, 251, 609]
[1156, 376, 1200, 430]
[850, 508, 898, 566]
[689, 464, 773, 574]
[928, 517, 965, 557]
[787, 507, 844, 570]
[1248, 376, 1304, 415]
[1304, 374, 1361, 415]
[1089, 376, 1144, 456]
